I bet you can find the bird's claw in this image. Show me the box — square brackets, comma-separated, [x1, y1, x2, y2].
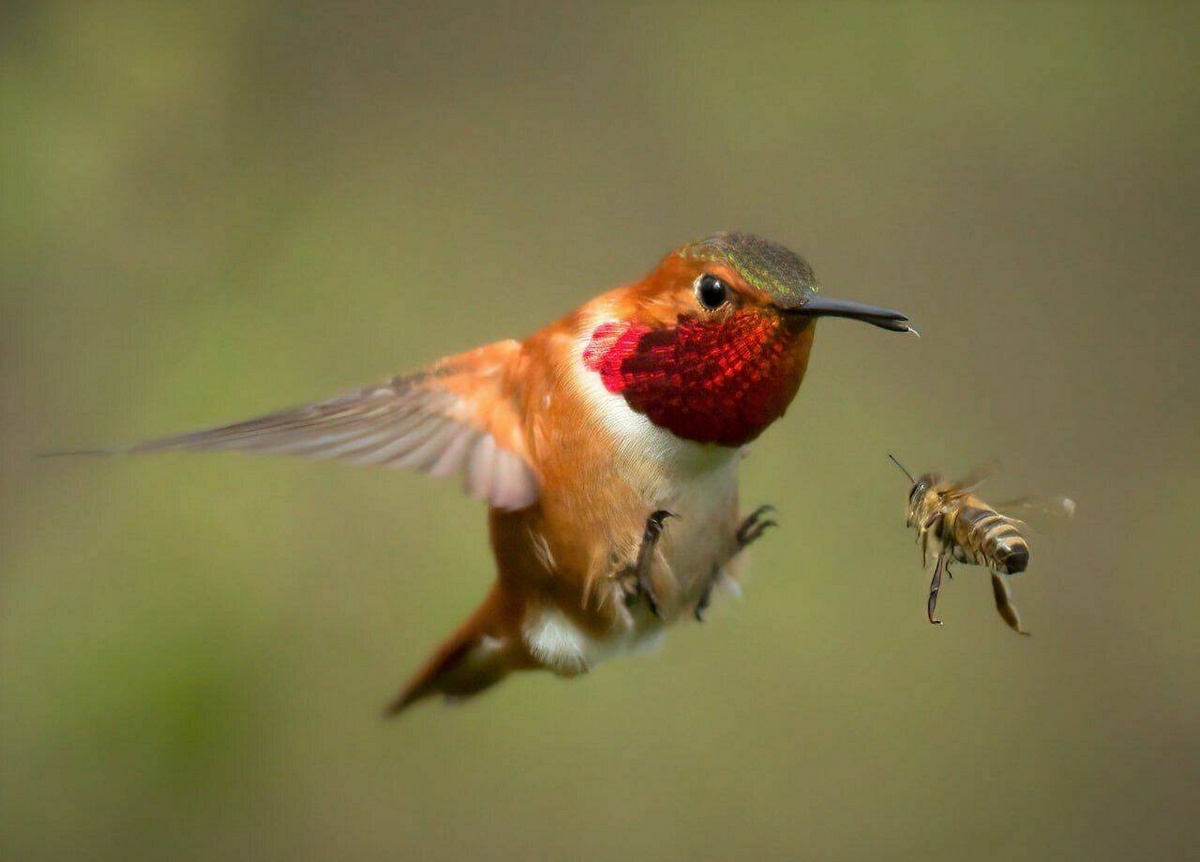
[695, 506, 778, 622]
[694, 581, 713, 622]
[633, 510, 676, 619]
[736, 504, 778, 548]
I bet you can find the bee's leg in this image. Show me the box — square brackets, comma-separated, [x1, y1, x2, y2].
[633, 510, 677, 619]
[919, 514, 941, 568]
[927, 554, 948, 625]
[991, 573, 1031, 636]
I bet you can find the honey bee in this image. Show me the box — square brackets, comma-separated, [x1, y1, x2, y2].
[888, 456, 1075, 635]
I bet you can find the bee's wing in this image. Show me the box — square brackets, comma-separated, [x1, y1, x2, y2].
[943, 459, 1001, 499]
[119, 340, 539, 511]
[994, 495, 1076, 531]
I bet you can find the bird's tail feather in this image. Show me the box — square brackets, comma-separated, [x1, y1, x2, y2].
[384, 584, 524, 716]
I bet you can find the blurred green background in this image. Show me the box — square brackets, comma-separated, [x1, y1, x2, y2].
[3, 2, 1197, 860]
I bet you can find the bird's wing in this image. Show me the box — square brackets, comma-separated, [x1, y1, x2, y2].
[129, 340, 538, 510]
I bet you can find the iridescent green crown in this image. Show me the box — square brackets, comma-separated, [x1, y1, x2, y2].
[681, 233, 819, 306]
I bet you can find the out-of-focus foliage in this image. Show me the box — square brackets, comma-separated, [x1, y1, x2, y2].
[2, 2, 1197, 860]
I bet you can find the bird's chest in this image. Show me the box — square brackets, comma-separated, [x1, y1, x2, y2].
[569, 331, 747, 607]
[643, 448, 741, 611]
[531, 443, 740, 670]
[519, 328, 746, 670]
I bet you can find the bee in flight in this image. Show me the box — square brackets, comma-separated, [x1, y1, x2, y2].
[888, 455, 1075, 635]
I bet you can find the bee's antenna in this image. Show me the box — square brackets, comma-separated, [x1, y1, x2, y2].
[887, 454, 915, 483]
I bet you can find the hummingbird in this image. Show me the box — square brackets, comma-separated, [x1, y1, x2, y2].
[88, 233, 913, 713]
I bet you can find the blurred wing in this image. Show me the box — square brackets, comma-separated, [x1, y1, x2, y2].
[945, 459, 1001, 498]
[130, 340, 538, 511]
[993, 495, 1076, 531]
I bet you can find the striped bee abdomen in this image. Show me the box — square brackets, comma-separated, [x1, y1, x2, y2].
[951, 506, 1030, 575]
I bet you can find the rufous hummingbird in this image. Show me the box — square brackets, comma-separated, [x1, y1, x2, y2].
[86, 233, 913, 713]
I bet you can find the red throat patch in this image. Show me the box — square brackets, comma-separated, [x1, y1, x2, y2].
[583, 315, 809, 446]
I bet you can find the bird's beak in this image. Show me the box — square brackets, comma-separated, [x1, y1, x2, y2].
[784, 294, 916, 334]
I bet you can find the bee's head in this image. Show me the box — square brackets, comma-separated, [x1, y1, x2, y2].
[889, 456, 940, 527]
[905, 473, 940, 527]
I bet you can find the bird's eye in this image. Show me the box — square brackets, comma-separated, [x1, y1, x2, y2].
[695, 274, 729, 310]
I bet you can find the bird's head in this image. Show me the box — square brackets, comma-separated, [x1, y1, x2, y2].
[581, 232, 914, 447]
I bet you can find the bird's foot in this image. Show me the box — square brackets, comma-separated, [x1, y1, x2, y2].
[695, 570, 716, 623]
[696, 507, 777, 622]
[629, 510, 676, 619]
[736, 504, 778, 549]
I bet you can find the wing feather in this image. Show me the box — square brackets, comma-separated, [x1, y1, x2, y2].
[127, 340, 538, 510]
